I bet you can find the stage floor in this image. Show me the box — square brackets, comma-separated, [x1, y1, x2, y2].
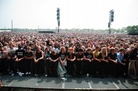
[0, 75, 138, 90]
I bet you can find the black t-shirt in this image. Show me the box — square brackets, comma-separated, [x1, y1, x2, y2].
[59, 52, 66, 60]
[66, 52, 76, 59]
[15, 49, 25, 58]
[25, 51, 33, 57]
[84, 52, 93, 59]
[108, 52, 117, 60]
[36, 51, 42, 59]
[76, 52, 84, 59]
[98, 53, 108, 59]
[50, 53, 59, 60]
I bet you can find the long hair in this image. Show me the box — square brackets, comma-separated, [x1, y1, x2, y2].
[60, 47, 66, 53]
[101, 47, 108, 58]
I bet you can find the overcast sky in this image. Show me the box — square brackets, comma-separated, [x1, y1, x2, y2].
[0, 0, 138, 29]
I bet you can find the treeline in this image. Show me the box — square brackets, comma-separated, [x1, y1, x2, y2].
[1, 25, 138, 34]
[126, 25, 138, 35]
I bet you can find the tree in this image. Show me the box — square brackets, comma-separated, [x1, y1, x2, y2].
[126, 25, 138, 35]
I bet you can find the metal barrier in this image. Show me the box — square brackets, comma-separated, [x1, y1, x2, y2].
[128, 60, 138, 79]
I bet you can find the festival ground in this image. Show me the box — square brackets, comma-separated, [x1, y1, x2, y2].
[0, 75, 138, 91]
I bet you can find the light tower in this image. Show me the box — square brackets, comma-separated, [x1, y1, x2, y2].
[108, 9, 114, 34]
[57, 8, 60, 33]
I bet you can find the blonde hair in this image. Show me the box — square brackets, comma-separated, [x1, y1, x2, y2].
[101, 47, 108, 58]
[27, 46, 31, 50]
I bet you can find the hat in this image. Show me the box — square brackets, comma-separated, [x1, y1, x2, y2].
[110, 47, 115, 50]
[87, 47, 92, 51]
[119, 48, 124, 51]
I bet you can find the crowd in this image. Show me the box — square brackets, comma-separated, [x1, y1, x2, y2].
[0, 32, 138, 78]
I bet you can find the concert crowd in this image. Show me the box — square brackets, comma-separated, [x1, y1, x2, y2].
[0, 32, 138, 78]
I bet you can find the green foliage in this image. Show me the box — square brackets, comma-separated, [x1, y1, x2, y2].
[126, 25, 138, 34]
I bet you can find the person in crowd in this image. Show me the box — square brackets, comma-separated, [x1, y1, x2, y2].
[49, 50, 59, 77]
[14, 45, 25, 76]
[83, 48, 93, 76]
[128, 47, 138, 78]
[34, 46, 45, 76]
[59, 47, 67, 69]
[98, 47, 109, 78]
[7, 44, 16, 76]
[44, 47, 51, 77]
[24, 46, 34, 76]
[108, 48, 118, 77]
[54, 42, 60, 54]
[117, 48, 127, 77]
[58, 47, 67, 79]
[130, 48, 138, 60]
[66, 47, 76, 77]
[75, 48, 84, 77]
[93, 46, 101, 77]
[0, 46, 8, 75]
